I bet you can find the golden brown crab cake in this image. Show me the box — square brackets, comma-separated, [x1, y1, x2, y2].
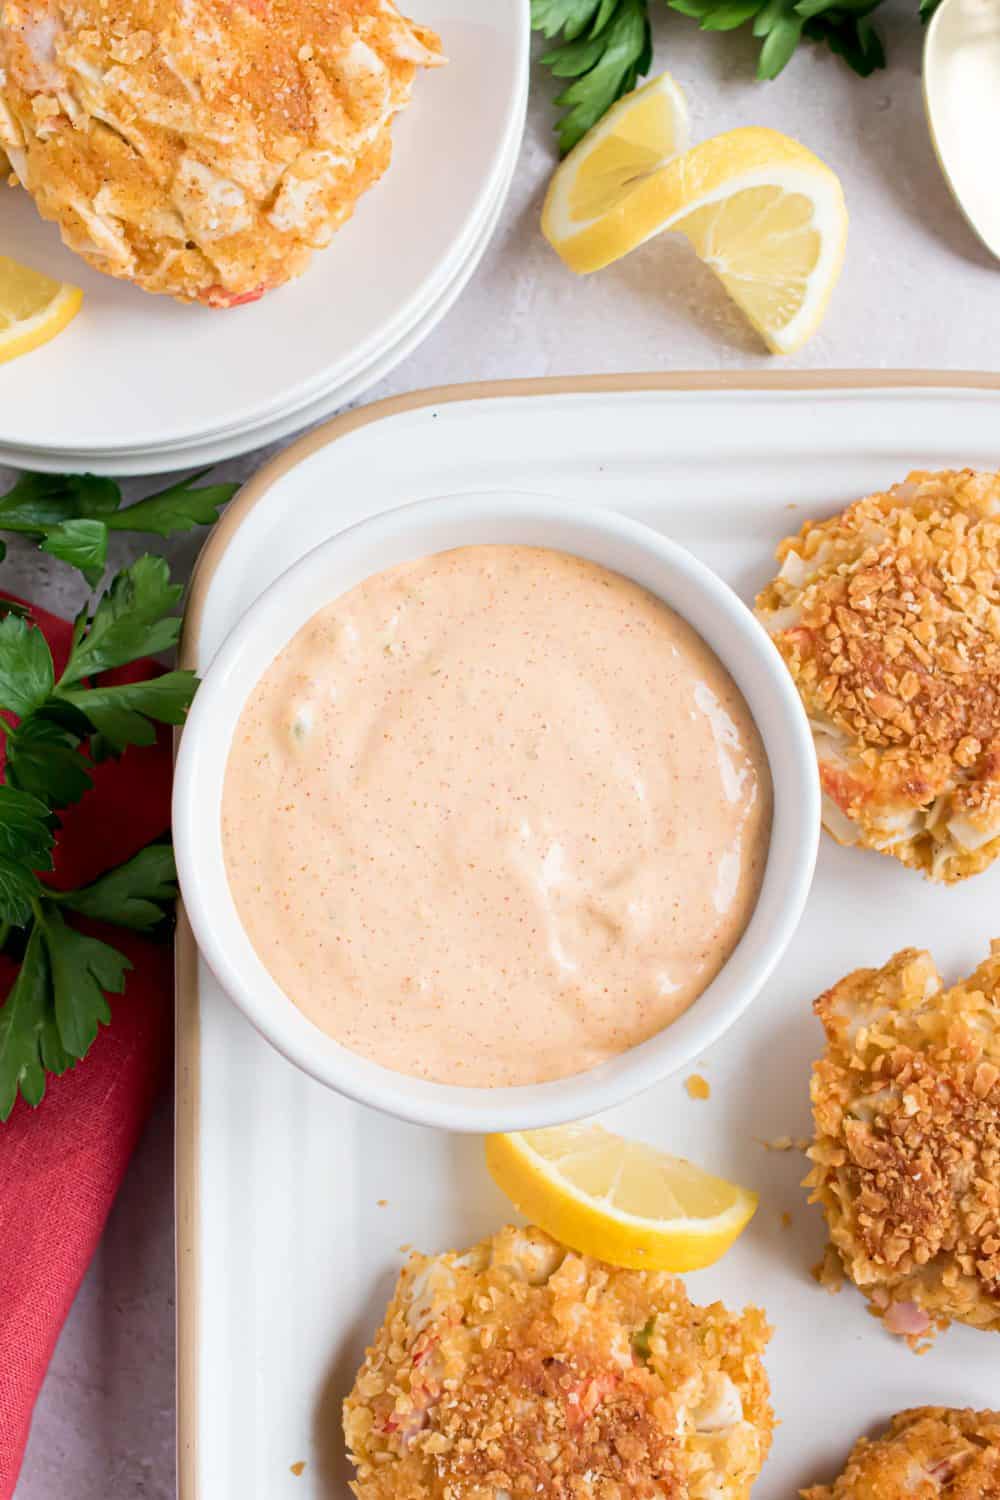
[0, 0, 443, 304]
[805, 943, 1000, 1348]
[755, 468, 1000, 882]
[801, 1407, 1000, 1499]
[343, 1225, 773, 1500]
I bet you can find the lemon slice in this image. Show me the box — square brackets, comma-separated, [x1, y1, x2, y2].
[543, 125, 848, 355]
[0, 255, 82, 366]
[486, 1122, 758, 1273]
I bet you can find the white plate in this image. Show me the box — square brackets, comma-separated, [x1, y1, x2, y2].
[86, 65, 525, 464]
[177, 374, 1000, 1500]
[0, 94, 521, 476]
[0, 0, 528, 454]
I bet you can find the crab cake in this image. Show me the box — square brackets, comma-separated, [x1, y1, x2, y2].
[755, 468, 1000, 882]
[805, 943, 1000, 1347]
[801, 1407, 1000, 1499]
[0, 0, 442, 304]
[343, 1225, 773, 1500]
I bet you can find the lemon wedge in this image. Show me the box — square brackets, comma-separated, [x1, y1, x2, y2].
[543, 122, 848, 355]
[0, 255, 82, 366]
[485, 1122, 758, 1273]
[544, 69, 690, 234]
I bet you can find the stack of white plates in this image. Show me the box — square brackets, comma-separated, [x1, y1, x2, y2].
[0, 0, 527, 476]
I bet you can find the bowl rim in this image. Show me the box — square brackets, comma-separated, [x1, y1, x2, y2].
[173, 492, 820, 1131]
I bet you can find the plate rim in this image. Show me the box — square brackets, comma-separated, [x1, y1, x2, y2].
[0, 88, 525, 475]
[0, 0, 530, 454]
[175, 366, 1000, 1500]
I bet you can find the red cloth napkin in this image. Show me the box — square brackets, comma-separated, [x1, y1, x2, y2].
[0, 599, 174, 1500]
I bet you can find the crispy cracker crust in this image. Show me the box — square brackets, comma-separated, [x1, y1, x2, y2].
[805, 944, 1000, 1346]
[801, 1407, 1000, 1499]
[0, 0, 442, 301]
[755, 469, 1000, 881]
[343, 1225, 773, 1500]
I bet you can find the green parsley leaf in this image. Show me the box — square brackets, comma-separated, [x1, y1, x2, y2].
[0, 786, 54, 869]
[40, 518, 109, 588]
[0, 790, 53, 926]
[0, 614, 54, 717]
[543, 29, 612, 77]
[106, 472, 238, 538]
[802, 8, 885, 72]
[0, 901, 134, 1115]
[0, 856, 42, 928]
[0, 925, 50, 1120]
[0, 555, 196, 776]
[59, 556, 183, 686]
[532, 0, 607, 42]
[0, 556, 192, 778]
[0, 473, 119, 531]
[0, 470, 236, 585]
[56, 844, 177, 931]
[662, 0, 894, 76]
[42, 907, 130, 1059]
[32, 699, 94, 739]
[40, 1008, 75, 1076]
[5, 717, 93, 807]
[756, 3, 804, 77]
[699, 0, 763, 26]
[0, 841, 178, 1113]
[632, 1316, 656, 1361]
[58, 670, 197, 754]
[534, 0, 652, 153]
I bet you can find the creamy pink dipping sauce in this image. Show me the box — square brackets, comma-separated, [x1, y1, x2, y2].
[222, 546, 772, 1087]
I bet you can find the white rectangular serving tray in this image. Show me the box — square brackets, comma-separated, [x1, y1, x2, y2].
[177, 373, 1000, 1500]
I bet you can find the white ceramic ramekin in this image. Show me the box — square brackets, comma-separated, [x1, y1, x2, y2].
[174, 493, 819, 1132]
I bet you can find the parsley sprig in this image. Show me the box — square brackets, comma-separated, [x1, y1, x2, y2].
[0, 470, 228, 1119]
[0, 470, 236, 587]
[1, 556, 195, 806]
[670, 0, 888, 79]
[532, 0, 939, 152]
[533, 0, 652, 156]
[0, 839, 178, 1114]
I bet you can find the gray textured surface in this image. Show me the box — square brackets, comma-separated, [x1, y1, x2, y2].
[5, 5, 1000, 1494]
